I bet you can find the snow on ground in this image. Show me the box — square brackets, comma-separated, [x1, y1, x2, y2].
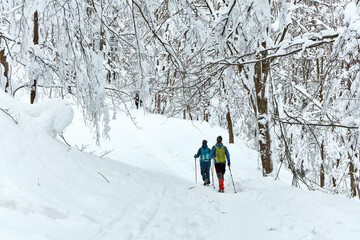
[1, 92, 360, 240]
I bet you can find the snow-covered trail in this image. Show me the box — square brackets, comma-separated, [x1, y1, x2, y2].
[65, 109, 360, 240]
[1, 93, 360, 240]
[66, 110, 260, 183]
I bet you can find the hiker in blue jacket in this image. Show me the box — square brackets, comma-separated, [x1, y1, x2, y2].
[194, 140, 211, 185]
[210, 136, 230, 192]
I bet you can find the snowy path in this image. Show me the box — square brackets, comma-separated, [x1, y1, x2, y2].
[64, 110, 360, 240]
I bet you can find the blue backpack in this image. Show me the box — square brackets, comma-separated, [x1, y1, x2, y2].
[200, 147, 210, 162]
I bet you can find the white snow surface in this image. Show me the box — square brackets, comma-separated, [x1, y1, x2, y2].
[1, 92, 360, 240]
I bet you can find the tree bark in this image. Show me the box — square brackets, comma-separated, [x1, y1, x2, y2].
[30, 80, 37, 104]
[156, 94, 161, 114]
[349, 162, 358, 198]
[226, 111, 234, 144]
[33, 11, 39, 44]
[204, 108, 209, 122]
[221, 79, 234, 144]
[320, 141, 325, 187]
[254, 41, 272, 175]
[31, 11, 39, 104]
[0, 49, 9, 92]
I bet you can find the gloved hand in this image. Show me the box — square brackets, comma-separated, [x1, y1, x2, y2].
[194, 154, 196, 158]
[228, 164, 231, 168]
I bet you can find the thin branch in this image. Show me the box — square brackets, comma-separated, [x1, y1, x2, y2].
[98, 171, 110, 183]
[208, 32, 342, 69]
[0, 32, 16, 42]
[274, 117, 358, 129]
[59, 133, 71, 147]
[0, 108, 18, 124]
[221, 0, 237, 36]
[106, 87, 141, 130]
[100, 149, 113, 157]
[132, 0, 184, 72]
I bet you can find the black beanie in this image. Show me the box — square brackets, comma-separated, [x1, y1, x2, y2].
[216, 136, 222, 143]
[202, 140, 207, 145]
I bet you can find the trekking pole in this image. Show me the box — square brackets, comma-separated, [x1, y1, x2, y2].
[228, 166, 237, 193]
[194, 157, 197, 184]
[211, 159, 215, 189]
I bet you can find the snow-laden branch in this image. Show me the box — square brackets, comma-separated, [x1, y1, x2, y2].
[86, 0, 136, 49]
[291, 82, 338, 125]
[274, 117, 358, 130]
[132, 0, 184, 72]
[2, 4, 24, 15]
[209, 30, 341, 67]
[292, 84, 322, 109]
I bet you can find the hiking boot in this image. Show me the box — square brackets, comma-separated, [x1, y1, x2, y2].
[218, 189, 224, 193]
[204, 179, 210, 185]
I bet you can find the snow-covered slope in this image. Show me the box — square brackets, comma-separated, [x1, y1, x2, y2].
[1, 92, 360, 240]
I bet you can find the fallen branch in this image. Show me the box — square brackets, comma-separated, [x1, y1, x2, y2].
[59, 133, 71, 147]
[100, 149, 113, 158]
[0, 108, 18, 124]
[98, 171, 110, 183]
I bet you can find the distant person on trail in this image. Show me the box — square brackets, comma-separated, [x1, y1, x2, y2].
[134, 92, 142, 109]
[194, 140, 211, 186]
[210, 136, 231, 192]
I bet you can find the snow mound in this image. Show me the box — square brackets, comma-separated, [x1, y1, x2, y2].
[24, 98, 74, 137]
[0, 91, 73, 138]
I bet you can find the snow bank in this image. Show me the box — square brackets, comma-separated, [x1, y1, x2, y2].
[25, 98, 74, 137]
[0, 91, 73, 138]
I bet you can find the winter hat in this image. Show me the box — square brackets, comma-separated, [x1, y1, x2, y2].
[216, 136, 222, 143]
[202, 140, 207, 145]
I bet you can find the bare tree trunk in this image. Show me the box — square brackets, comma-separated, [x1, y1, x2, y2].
[30, 79, 37, 104]
[106, 58, 111, 83]
[349, 162, 358, 198]
[204, 108, 209, 122]
[254, 41, 272, 175]
[221, 79, 234, 144]
[0, 49, 9, 92]
[318, 59, 325, 187]
[226, 111, 234, 144]
[187, 105, 193, 120]
[320, 141, 325, 187]
[31, 11, 39, 104]
[156, 94, 161, 114]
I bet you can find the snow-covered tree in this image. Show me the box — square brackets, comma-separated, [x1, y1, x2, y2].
[1, 0, 359, 198]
